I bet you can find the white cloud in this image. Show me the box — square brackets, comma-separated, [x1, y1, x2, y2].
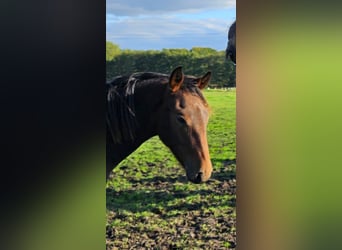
[112, 16, 225, 34]
[107, 0, 235, 16]
[107, 16, 233, 50]
[106, 0, 236, 50]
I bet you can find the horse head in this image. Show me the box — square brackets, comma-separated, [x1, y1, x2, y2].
[157, 67, 212, 183]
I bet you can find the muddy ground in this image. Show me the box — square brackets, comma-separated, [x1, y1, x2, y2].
[106, 160, 236, 249]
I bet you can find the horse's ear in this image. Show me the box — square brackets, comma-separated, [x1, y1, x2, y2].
[169, 66, 184, 92]
[197, 71, 212, 90]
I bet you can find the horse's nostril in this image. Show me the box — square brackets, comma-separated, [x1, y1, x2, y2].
[196, 172, 203, 183]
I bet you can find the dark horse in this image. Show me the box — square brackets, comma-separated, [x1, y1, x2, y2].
[106, 67, 213, 183]
[226, 21, 236, 64]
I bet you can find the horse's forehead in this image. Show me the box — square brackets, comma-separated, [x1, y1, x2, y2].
[175, 91, 207, 110]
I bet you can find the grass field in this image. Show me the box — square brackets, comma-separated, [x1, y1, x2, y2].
[106, 89, 236, 249]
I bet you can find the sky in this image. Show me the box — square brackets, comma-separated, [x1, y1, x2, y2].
[106, 0, 236, 51]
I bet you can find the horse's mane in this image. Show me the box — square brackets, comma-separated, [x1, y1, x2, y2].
[107, 74, 136, 144]
[106, 72, 207, 144]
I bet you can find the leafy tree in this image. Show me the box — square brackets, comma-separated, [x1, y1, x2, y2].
[106, 41, 121, 61]
[106, 44, 236, 87]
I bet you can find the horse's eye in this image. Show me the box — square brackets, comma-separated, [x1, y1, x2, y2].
[176, 115, 186, 125]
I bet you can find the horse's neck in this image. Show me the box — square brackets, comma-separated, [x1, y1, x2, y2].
[107, 80, 168, 179]
[134, 81, 166, 134]
[111, 81, 166, 162]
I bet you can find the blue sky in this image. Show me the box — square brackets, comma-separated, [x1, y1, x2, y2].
[106, 0, 236, 51]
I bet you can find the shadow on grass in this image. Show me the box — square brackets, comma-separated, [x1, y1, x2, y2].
[106, 187, 235, 214]
[107, 160, 236, 215]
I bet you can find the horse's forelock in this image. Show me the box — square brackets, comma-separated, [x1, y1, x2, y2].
[179, 77, 208, 106]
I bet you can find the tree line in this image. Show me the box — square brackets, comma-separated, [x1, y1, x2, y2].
[106, 41, 235, 87]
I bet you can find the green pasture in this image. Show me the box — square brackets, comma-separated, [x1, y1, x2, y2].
[106, 89, 236, 249]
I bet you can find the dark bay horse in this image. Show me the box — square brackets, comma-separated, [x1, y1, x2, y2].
[106, 67, 212, 183]
[226, 20, 236, 64]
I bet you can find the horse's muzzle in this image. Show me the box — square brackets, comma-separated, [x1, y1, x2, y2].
[188, 170, 211, 184]
[227, 51, 236, 64]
